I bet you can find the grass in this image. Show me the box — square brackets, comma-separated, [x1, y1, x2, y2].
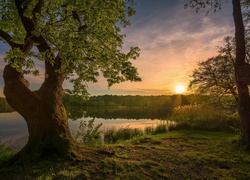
[74, 119, 170, 145]
[1, 130, 250, 179]
[104, 126, 144, 143]
[169, 104, 240, 131]
[103, 123, 168, 144]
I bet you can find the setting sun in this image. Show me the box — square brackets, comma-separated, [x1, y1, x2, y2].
[175, 85, 185, 94]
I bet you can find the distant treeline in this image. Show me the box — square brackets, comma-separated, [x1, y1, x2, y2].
[0, 97, 13, 113]
[63, 94, 197, 110]
[63, 94, 200, 120]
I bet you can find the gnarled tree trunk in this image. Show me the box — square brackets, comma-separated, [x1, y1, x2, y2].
[3, 64, 83, 164]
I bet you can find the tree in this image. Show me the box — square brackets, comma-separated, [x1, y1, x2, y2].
[0, 0, 141, 164]
[189, 33, 250, 102]
[189, 36, 239, 101]
[184, 0, 250, 149]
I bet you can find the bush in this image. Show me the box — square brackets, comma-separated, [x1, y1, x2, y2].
[74, 118, 103, 145]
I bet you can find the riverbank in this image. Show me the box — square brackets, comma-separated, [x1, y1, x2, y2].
[1, 130, 250, 179]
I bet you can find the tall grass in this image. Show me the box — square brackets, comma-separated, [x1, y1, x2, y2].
[169, 104, 240, 131]
[74, 119, 170, 144]
[103, 126, 143, 143]
[102, 121, 170, 144]
[74, 103, 240, 145]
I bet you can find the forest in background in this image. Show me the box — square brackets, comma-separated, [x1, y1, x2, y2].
[62, 94, 194, 120]
[63, 94, 194, 109]
[62, 94, 237, 121]
[0, 94, 237, 117]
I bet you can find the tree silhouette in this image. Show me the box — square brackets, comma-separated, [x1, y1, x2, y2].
[189, 36, 241, 101]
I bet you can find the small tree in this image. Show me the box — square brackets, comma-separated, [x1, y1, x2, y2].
[0, 0, 141, 164]
[189, 36, 239, 101]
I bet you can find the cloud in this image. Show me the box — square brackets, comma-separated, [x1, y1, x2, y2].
[0, 1, 236, 96]
[112, 0, 234, 95]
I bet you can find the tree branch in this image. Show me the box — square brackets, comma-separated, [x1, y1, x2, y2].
[14, 0, 49, 51]
[0, 30, 21, 48]
[14, 0, 62, 73]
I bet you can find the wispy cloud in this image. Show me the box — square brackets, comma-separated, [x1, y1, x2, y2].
[105, 0, 234, 95]
[0, 1, 235, 96]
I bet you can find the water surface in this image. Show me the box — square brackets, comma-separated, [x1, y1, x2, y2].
[0, 112, 163, 150]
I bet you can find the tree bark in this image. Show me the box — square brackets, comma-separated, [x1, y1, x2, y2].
[3, 64, 83, 164]
[233, 0, 250, 149]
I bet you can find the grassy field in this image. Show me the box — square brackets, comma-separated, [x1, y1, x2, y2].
[1, 130, 250, 179]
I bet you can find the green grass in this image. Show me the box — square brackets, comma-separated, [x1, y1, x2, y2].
[1, 130, 250, 179]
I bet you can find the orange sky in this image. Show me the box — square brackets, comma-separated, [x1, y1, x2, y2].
[82, 1, 234, 95]
[0, 0, 234, 96]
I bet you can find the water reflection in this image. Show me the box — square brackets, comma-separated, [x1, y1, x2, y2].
[84, 108, 169, 120]
[70, 118, 162, 132]
[0, 109, 169, 150]
[68, 107, 170, 120]
[0, 112, 28, 150]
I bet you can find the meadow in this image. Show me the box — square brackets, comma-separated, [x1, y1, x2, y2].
[1, 130, 250, 179]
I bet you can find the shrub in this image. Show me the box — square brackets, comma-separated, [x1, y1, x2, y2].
[74, 118, 103, 144]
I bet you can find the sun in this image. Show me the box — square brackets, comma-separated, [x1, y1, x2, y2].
[175, 85, 185, 94]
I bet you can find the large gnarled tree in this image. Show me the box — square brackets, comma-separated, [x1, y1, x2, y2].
[0, 0, 141, 163]
[184, 0, 250, 149]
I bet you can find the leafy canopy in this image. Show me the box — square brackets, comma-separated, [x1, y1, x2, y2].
[0, 0, 141, 96]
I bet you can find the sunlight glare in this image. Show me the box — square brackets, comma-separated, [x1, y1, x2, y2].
[175, 85, 185, 94]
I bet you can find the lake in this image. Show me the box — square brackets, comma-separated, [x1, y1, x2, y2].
[0, 112, 165, 150]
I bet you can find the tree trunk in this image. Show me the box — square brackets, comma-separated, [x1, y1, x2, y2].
[3, 65, 83, 164]
[233, 0, 250, 149]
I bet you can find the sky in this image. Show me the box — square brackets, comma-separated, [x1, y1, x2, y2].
[0, 0, 235, 97]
